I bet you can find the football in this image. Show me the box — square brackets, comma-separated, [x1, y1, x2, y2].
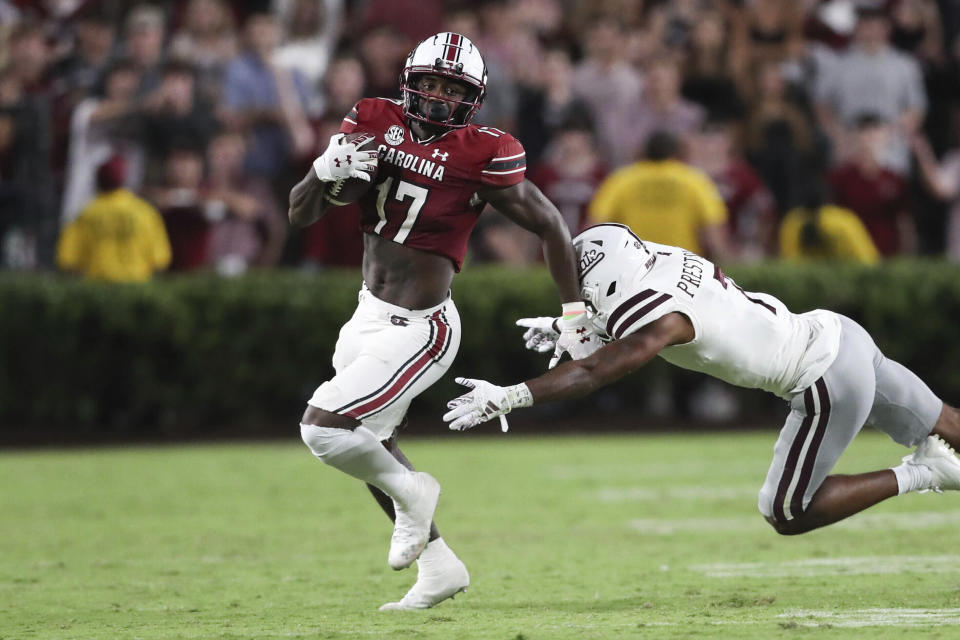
[324, 132, 379, 206]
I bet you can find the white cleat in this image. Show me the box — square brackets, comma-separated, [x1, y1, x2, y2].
[388, 472, 441, 570]
[903, 435, 960, 493]
[380, 538, 470, 611]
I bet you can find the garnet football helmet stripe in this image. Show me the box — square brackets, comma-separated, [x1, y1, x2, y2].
[443, 33, 462, 63]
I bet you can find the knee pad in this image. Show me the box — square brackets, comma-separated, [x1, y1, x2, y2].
[300, 423, 359, 460]
[299, 423, 410, 495]
[300, 423, 383, 463]
[300, 423, 340, 459]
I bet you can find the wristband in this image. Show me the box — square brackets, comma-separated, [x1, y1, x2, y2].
[561, 301, 587, 323]
[505, 383, 533, 409]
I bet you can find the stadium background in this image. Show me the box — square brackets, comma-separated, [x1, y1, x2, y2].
[2, 0, 960, 440]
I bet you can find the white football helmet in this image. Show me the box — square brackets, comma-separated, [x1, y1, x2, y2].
[574, 224, 657, 337]
[400, 32, 487, 128]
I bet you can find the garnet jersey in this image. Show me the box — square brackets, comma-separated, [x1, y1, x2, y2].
[339, 98, 527, 270]
[605, 238, 842, 399]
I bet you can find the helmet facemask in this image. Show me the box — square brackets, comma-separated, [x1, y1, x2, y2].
[402, 70, 482, 129]
[580, 288, 614, 342]
[400, 33, 487, 130]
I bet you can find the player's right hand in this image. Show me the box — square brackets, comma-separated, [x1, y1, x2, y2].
[444, 377, 512, 431]
[516, 317, 559, 354]
[443, 377, 533, 431]
[551, 303, 603, 368]
[312, 133, 379, 183]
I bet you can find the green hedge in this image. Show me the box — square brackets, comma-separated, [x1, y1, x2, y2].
[2, 261, 959, 437]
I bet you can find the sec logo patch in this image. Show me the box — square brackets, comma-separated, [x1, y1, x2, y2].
[385, 125, 405, 146]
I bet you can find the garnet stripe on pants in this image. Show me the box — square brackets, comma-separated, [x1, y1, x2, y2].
[335, 318, 437, 414]
[353, 310, 456, 420]
[772, 386, 816, 523]
[789, 379, 832, 518]
[336, 310, 451, 419]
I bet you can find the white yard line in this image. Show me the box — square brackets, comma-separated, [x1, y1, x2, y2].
[691, 555, 960, 578]
[778, 608, 960, 628]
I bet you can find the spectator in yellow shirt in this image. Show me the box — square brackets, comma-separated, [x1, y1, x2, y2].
[57, 156, 171, 282]
[779, 184, 880, 264]
[587, 130, 734, 262]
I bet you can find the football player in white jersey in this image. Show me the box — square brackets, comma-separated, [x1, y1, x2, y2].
[443, 223, 960, 535]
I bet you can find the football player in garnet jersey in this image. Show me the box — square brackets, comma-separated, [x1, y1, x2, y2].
[287, 33, 602, 610]
[445, 223, 960, 538]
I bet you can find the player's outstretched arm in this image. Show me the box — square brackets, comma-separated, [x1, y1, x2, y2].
[525, 312, 693, 404]
[444, 312, 694, 431]
[480, 179, 604, 365]
[479, 179, 579, 303]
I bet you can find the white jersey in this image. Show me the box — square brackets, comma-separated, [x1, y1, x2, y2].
[607, 242, 841, 399]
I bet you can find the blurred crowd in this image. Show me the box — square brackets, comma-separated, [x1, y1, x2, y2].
[4, 0, 960, 281]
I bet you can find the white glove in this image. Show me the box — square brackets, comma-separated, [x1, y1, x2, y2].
[443, 377, 533, 431]
[549, 301, 602, 368]
[312, 133, 379, 183]
[516, 316, 559, 353]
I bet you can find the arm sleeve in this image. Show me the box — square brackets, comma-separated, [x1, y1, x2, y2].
[338, 101, 362, 134]
[479, 134, 526, 187]
[56, 217, 87, 272]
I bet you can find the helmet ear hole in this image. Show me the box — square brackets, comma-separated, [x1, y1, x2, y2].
[606, 281, 617, 296]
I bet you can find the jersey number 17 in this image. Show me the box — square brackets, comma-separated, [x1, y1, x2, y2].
[372, 177, 430, 244]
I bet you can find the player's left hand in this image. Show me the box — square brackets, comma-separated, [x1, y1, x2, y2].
[516, 316, 559, 353]
[312, 133, 379, 183]
[444, 377, 532, 431]
[549, 302, 603, 368]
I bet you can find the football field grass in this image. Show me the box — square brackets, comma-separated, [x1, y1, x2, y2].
[3, 430, 960, 639]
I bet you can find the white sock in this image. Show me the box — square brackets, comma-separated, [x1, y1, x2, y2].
[892, 461, 933, 495]
[419, 537, 450, 564]
[300, 424, 411, 500]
